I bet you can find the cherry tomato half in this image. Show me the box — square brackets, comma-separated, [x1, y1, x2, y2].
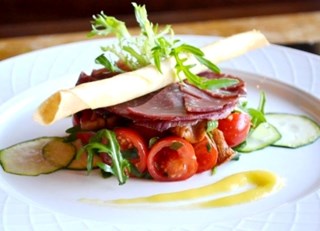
[114, 128, 148, 174]
[218, 112, 251, 147]
[147, 136, 198, 181]
[193, 137, 218, 173]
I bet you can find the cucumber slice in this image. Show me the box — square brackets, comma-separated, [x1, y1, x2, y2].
[266, 113, 320, 148]
[0, 137, 75, 176]
[236, 122, 281, 153]
[43, 138, 76, 168]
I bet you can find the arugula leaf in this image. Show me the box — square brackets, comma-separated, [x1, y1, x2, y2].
[201, 78, 239, 90]
[238, 91, 267, 128]
[169, 43, 240, 90]
[257, 90, 266, 114]
[78, 129, 130, 185]
[195, 55, 220, 74]
[64, 125, 82, 142]
[249, 91, 267, 128]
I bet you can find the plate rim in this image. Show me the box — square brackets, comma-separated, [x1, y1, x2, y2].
[0, 34, 320, 229]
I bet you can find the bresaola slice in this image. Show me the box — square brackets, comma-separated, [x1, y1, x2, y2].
[127, 84, 187, 120]
[106, 71, 246, 131]
[180, 82, 237, 113]
[132, 103, 236, 131]
[125, 84, 238, 121]
[183, 94, 236, 113]
[197, 71, 246, 98]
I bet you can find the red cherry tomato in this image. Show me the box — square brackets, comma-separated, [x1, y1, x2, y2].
[75, 131, 96, 144]
[114, 128, 148, 174]
[218, 112, 251, 147]
[147, 136, 198, 181]
[193, 137, 218, 173]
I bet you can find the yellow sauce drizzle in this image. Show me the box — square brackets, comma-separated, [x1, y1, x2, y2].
[111, 170, 282, 207]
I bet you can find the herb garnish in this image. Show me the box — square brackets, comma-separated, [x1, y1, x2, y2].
[77, 129, 130, 185]
[88, 2, 238, 90]
[239, 91, 267, 128]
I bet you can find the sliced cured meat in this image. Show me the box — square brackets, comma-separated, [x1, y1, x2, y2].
[106, 91, 157, 120]
[76, 68, 120, 85]
[198, 71, 246, 98]
[132, 102, 236, 131]
[103, 71, 246, 131]
[127, 83, 186, 120]
[180, 83, 238, 113]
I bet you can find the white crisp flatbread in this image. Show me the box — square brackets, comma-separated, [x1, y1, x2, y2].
[34, 30, 269, 125]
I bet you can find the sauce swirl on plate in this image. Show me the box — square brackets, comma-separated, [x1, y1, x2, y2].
[80, 170, 283, 208]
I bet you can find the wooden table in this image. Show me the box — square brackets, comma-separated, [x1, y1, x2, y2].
[1, 11, 320, 61]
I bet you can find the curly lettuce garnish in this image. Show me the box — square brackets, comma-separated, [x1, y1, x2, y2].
[88, 2, 239, 90]
[88, 3, 173, 71]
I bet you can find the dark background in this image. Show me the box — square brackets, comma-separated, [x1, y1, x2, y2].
[1, 0, 320, 38]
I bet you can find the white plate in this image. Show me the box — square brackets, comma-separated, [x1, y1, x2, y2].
[0, 36, 320, 230]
